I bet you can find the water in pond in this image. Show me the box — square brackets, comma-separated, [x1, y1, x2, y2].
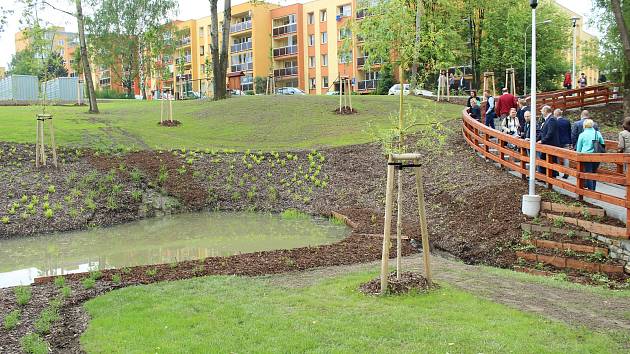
[0, 212, 349, 288]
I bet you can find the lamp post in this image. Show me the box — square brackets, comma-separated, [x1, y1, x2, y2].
[523, 0, 541, 217]
[524, 19, 551, 96]
[571, 16, 580, 89]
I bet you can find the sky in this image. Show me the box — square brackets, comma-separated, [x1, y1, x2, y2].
[0, 0, 599, 68]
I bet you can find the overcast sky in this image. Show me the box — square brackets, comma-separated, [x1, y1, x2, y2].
[0, 0, 599, 68]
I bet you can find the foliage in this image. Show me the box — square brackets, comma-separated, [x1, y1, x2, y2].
[8, 49, 43, 77]
[376, 64, 396, 95]
[95, 89, 131, 99]
[21, 333, 49, 354]
[14, 286, 32, 306]
[41, 52, 68, 80]
[280, 209, 309, 220]
[254, 76, 266, 94]
[589, 0, 628, 84]
[3, 309, 20, 330]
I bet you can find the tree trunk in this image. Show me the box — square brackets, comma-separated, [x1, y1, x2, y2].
[138, 39, 147, 100]
[209, 0, 231, 100]
[611, 0, 630, 116]
[410, 0, 422, 92]
[76, 0, 98, 113]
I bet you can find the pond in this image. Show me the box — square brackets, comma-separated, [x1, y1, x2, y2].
[0, 212, 349, 288]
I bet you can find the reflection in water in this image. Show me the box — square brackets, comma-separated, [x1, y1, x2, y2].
[0, 212, 348, 287]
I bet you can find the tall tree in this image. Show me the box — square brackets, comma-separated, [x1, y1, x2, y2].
[209, 0, 230, 100]
[89, 0, 178, 99]
[600, 0, 630, 115]
[41, 51, 68, 79]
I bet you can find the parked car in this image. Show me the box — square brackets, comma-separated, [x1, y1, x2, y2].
[326, 91, 339, 95]
[388, 84, 411, 96]
[275, 87, 306, 95]
[229, 89, 246, 96]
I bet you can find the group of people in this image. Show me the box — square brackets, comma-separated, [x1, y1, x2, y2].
[466, 88, 630, 191]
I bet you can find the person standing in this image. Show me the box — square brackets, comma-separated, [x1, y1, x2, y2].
[576, 119, 605, 190]
[563, 71, 572, 90]
[537, 105, 560, 176]
[483, 90, 496, 129]
[466, 90, 480, 108]
[571, 110, 599, 148]
[495, 87, 517, 124]
[618, 117, 630, 153]
[469, 99, 481, 121]
[554, 108, 572, 179]
[516, 99, 530, 136]
[501, 108, 520, 136]
[449, 73, 455, 93]
[578, 73, 587, 88]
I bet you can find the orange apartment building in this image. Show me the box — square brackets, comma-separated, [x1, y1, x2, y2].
[14, 26, 79, 77]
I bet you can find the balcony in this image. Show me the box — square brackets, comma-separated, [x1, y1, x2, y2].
[272, 23, 297, 37]
[273, 67, 298, 77]
[358, 79, 379, 91]
[357, 57, 382, 67]
[230, 41, 252, 53]
[356, 9, 367, 19]
[231, 62, 253, 72]
[180, 37, 191, 46]
[175, 55, 192, 65]
[230, 20, 252, 33]
[273, 45, 298, 57]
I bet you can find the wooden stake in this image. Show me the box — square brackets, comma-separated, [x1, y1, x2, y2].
[380, 156, 396, 295]
[348, 79, 353, 111]
[160, 86, 164, 124]
[169, 94, 173, 123]
[396, 169, 402, 279]
[35, 120, 40, 168]
[39, 119, 46, 166]
[413, 162, 432, 284]
[49, 118, 57, 168]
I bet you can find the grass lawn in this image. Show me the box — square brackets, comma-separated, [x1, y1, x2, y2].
[0, 96, 460, 151]
[81, 272, 622, 353]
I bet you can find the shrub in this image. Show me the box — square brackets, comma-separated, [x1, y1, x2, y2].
[53, 276, 65, 288]
[14, 286, 32, 306]
[281, 209, 308, 220]
[21, 333, 49, 354]
[34, 304, 60, 334]
[146, 268, 158, 277]
[44, 209, 53, 219]
[3, 309, 20, 330]
[60, 286, 71, 298]
[95, 89, 130, 99]
[82, 277, 96, 289]
[111, 274, 122, 284]
[47, 185, 56, 194]
[1, 216, 9, 224]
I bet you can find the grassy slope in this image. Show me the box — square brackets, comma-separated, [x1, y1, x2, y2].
[0, 96, 460, 151]
[81, 272, 621, 353]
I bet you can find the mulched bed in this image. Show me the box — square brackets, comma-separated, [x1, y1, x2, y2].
[158, 120, 182, 127]
[333, 106, 358, 115]
[516, 260, 629, 288]
[359, 271, 438, 295]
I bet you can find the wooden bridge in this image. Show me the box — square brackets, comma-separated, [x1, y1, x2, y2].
[461, 105, 630, 238]
[526, 83, 622, 111]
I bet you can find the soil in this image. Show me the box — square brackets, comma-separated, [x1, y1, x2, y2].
[333, 106, 358, 115]
[158, 120, 182, 127]
[524, 231, 608, 248]
[359, 271, 438, 295]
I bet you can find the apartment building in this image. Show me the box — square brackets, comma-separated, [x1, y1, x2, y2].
[555, 2, 600, 86]
[14, 26, 79, 77]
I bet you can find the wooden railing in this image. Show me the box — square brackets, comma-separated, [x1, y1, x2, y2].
[526, 83, 622, 111]
[461, 108, 630, 237]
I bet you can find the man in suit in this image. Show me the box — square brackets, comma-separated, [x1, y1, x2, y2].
[537, 105, 560, 176]
[516, 99, 530, 137]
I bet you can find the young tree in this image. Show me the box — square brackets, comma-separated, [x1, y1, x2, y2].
[41, 51, 68, 79]
[209, 0, 230, 100]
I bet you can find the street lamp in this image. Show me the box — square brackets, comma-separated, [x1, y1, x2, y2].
[571, 16, 580, 89]
[524, 19, 551, 95]
[523, 0, 541, 217]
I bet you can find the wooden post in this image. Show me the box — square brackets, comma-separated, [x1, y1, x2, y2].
[339, 77, 343, 111]
[169, 92, 173, 123]
[413, 161, 432, 285]
[396, 168, 402, 279]
[35, 119, 41, 168]
[39, 118, 46, 166]
[48, 117, 57, 168]
[348, 79, 353, 111]
[625, 155, 630, 238]
[380, 156, 396, 295]
[160, 84, 164, 124]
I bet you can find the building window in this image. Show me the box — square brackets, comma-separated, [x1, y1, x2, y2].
[320, 9, 327, 22]
[59, 49, 64, 56]
[337, 4, 352, 17]
[307, 12, 314, 24]
[200, 45, 204, 56]
[309, 56, 315, 68]
[321, 32, 327, 44]
[58, 39, 64, 46]
[322, 76, 329, 88]
[199, 27, 204, 38]
[338, 28, 351, 40]
[201, 64, 205, 74]
[339, 51, 352, 64]
[309, 77, 316, 89]
[308, 34, 315, 46]
[321, 54, 328, 66]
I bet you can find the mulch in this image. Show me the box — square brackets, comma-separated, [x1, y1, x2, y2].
[359, 271, 438, 295]
[333, 106, 358, 114]
[158, 120, 182, 127]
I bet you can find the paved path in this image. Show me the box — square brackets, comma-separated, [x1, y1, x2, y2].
[264, 254, 630, 338]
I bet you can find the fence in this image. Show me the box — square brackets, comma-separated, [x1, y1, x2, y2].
[461, 108, 630, 237]
[526, 83, 622, 111]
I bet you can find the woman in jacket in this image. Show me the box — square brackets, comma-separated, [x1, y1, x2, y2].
[576, 119, 605, 190]
[618, 117, 630, 153]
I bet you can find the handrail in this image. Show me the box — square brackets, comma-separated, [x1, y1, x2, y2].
[461, 108, 630, 237]
[525, 83, 622, 111]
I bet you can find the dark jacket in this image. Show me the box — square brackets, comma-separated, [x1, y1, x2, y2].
[540, 115, 560, 147]
[517, 106, 530, 134]
[571, 118, 599, 147]
[556, 117, 572, 146]
[470, 106, 481, 120]
[466, 96, 480, 108]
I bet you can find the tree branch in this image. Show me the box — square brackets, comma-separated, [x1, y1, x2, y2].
[611, 0, 630, 61]
[42, 1, 75, 17]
